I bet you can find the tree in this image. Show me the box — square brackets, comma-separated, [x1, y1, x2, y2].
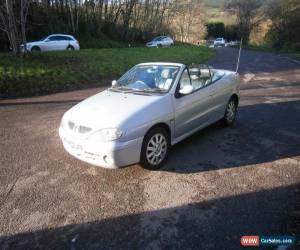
[20, 0, 31, 55]
[170, 0, 206, 44]
[206, 22, 225, 39]
[0, 0, 30, 56]
[225, 0, 262, 43]
[265, 0, 300, 49]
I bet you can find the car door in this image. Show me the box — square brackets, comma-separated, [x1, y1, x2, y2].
[44, 36, 58, 51]
[162, 37, 168, 47]
[209, 70, 232, 120]
[57, 36, 69, 50]
[173, 68, 215, 138]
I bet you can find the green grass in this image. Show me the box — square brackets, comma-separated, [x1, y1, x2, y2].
[77, 35, 143, 49]
[240, 44, 277, 53]
[288, 53, 300, 61]
[240, 44, 300, 61]
[0, 46, 214, 99]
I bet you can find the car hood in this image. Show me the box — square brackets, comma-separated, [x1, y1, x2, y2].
[25, 41, 40, 47]
[64, 90, 163, 130]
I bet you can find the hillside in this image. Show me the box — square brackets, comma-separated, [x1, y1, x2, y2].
[203, 0, 236, 25]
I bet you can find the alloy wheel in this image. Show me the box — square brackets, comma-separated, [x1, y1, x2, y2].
[225, 100, 236, 123]
[146, 133, 167, 166]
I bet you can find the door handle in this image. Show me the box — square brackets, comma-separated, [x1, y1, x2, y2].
[209, 91, 215, 97]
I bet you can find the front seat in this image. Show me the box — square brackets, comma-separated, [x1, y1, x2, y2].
[200, 68, 211, 86]
[158, 68, 172, 90]
[189, 68, 203, 89]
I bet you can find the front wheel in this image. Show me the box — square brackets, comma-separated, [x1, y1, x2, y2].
[31, 46, 41, 52]
[140, 127, 170, 170]
[222, 98, 238, 126]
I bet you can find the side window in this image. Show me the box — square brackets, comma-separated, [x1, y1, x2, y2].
[179, 69, 191, 90]
[199, 68, 212, 87]
[57, 36, 69, 41]
[190, 68, 203, 91]
[188, 67, 213, 90]
[211, 70, 224, 82]
[48, 36, 57, 41]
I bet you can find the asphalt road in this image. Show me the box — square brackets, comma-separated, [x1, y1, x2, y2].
[0, 47, 300, 249]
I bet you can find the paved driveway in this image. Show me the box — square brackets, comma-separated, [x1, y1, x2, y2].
[0, 48, 300, 249]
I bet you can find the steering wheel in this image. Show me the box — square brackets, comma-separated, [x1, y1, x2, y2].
[135, 80, 146, 85]
[134, 80, 148, 88]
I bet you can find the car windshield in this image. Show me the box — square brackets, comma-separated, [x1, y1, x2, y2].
[39, 36, 49, 41]
[111, 65, 180, 93]
[216, 38, 223, 41]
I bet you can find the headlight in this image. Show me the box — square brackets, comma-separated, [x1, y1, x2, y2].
[60, 116, 68, 130]
[89, 128, 123, 142]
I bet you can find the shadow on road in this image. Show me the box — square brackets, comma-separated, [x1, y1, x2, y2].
[209, 47, 300, 74]
[162, 100, 300, 173]
[0, 184, 298, 249]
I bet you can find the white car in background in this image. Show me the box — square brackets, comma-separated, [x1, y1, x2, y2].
[146, 36, 174, 48]
[59, 63, 240, 170]
[214, 37, 226, 47]
[22, 34, 80, 52]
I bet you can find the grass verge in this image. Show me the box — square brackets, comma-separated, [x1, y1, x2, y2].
[0, 46, 214, 99]
[287, 53, 300, 61]
[240, 44, 300, 61]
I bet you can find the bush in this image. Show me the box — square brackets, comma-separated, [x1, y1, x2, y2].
[282, 42, 300, 53]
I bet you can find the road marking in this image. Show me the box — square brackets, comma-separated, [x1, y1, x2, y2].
[243, 73, 255, 83]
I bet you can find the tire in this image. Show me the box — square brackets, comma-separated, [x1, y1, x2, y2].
[67, 45, 74, 51]
[221, 97, 238, 127]
[140, 126, 170, 170]
[31, 46, 41, 52]
[158, 44, 163, 48]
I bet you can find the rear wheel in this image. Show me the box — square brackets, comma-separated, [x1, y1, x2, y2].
[67, 45, 74, 51]
[140, 127, 170, 170]
[222, 97, 238, 126]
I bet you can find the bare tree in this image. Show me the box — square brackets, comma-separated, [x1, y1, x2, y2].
[20, 0, 31, 55]
[0, 0, 19, 56]
[170, 0, 206, 44]
[0, 0, 30, 56]
[225, 0, 262, 43]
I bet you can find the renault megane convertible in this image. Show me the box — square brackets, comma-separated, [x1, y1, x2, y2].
[59, 63, 240, 170]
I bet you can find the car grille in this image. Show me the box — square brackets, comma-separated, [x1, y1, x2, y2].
[68, 121, 92, 134]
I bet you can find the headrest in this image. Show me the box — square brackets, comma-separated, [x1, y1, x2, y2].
[189, 68, 200, 76]
[200, 69, 210, 78]
[161, 69, 170, 79]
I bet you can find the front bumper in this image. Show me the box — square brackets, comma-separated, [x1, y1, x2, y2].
[214, 43, 225, 47]
[59, 127, 143, 169]
[146, 43, 158, 48]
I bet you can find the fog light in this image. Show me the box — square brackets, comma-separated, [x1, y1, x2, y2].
[103, 155, 114, 166]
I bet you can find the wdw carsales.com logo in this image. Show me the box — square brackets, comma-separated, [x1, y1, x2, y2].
[240, 236, 260, 246]
[240, 235, 295, 247]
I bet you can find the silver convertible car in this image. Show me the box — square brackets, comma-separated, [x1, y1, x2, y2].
[59, 63, 240, 170]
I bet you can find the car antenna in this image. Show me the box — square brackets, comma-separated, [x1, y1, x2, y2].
[235, 37, 243, 73]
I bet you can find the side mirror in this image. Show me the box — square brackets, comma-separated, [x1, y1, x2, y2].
[112, 80, 117, 86]
[179, 85, 193, 95]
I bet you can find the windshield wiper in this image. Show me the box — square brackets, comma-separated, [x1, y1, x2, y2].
[109, 86, 166, 94]
[109, 86, 133, 92]
[136, 88, 166, 93]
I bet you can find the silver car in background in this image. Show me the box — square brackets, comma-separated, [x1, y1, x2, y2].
[22, 34, 80, 52]
[59, 63, 240, 170]
[146, 36, 174, 48]
[214, 37, 226, 47]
